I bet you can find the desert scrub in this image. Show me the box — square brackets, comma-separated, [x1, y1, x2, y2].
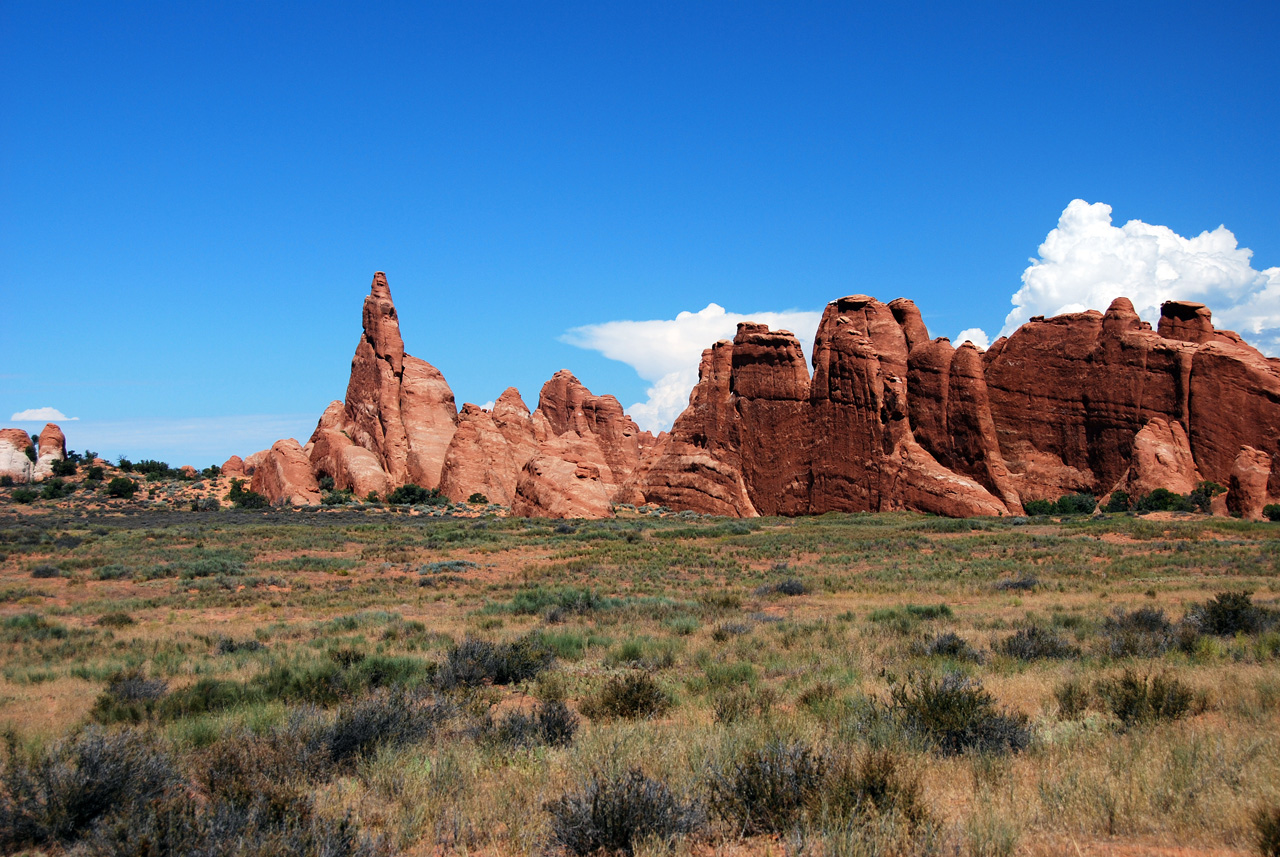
[998, 625, 1081, 660]
[886, 672, 1031, 755]
[545, 768, 704, 856]
[709, 739, 826, 834]
[436, 634, 555, 688]
[1095, 670, 1196, 727]
[580, 671, 672, 720]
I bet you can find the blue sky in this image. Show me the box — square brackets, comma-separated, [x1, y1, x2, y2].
[2, 2, 1277, 466]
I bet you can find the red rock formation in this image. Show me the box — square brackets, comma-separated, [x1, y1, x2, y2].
[250, 439, 321, 506]
[511, 435, 615, 518]
[319, 273, 458, 490]
[622, 342, 757, 516]
[32, 423, 66, 481]
[179, 465, 198, 479]
[1105, 417, 1202, 501]
[221, 456, 246, 479]
[1227, 446, 1272, 520]
[242, 450, 268, 476]
[438, 402, 532, 506]
[0, 428, 36, 484]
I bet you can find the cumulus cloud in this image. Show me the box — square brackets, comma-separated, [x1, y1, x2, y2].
[563, 303, 823, 432]
[11, 407, 77, 421]
[988, 199, 1280, 353]
[955, 328, 991, 350]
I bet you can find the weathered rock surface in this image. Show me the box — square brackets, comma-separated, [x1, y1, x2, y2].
[1105, 417, 1203, 500]
[251, 439, 321, 506]
[241, 271, 1280, 519]
[0, 428, 36, 483]
[32, 424, 67, 481]
[221, 456, 246, 479]
[1227, 446, 1272, 520]
[314, 272, 458, 492]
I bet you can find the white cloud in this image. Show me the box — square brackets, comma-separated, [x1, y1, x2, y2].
[955, 328, 990, 350]
[11, 407, 77, 421]
[985, 199, 1280, 353]
[563, 303, 823, 432]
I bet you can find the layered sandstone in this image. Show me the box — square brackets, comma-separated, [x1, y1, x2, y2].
[0, 428, 36, 483]
[32, 423, 67, 481]
[250, 439, 321, 506]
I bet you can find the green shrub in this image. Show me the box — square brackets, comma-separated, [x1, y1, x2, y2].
[1189, 481, 1225, 513]
[467, 492, 488, 504]
[581, 672, 672, 720]
[317, 474, 335, 491]
[387, 483, 445, 506]
[1054, 493, 1097, 515]
[546, 769, 704, 856]
[1095, 670, 1194, 727]
[90, 670, 169, 724]
[887, 673, 1031, 755]
[40, 479, 73, 500]
[96, 611, 135, 628]
[227, 478, 269, 509]
[917, 631, 984, 663]
[84, 465, 104, 482]
[1134, 488, 1195, 513]
[105, 477, 137, 499]
[1189, 590, 1275, 636]
[30, 564, 62, 579]
[1104, 490, 1131, 513]
[1022, 499, 1054, 515]
[710, 740, 825, 834]
[10, 487, 36, 504]
[1265, 504, 1280, 523]
[0, 475, 12, 487]
[50, 459, 77, 477]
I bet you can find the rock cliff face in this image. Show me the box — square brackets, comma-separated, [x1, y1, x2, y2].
[636, 295, 1280, 518]
[245, 272, 1278, 518]
[32, 424, 67, 481]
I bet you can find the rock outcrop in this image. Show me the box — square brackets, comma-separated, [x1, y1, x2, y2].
[0, 428, 36, 483]
[250, 439, 321, 506]
[240, 271, 1279, 519]
[313, 272, 458, 496]
[32, 424, 66, 481]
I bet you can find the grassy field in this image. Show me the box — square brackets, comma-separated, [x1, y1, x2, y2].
[0, 500, 1277, 856]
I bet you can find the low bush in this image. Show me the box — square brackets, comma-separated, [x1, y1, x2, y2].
[0, 727, 180, 851]
[580, 671, 671, 720]
[546, 769, 704, 856]
[710, 740, 825, 834]
[1189, 480, 1225, 513]
[1134, 488, 1195, 513]
[467, 492, 488, 504]
[105, 477, 137, 499]
[1054, 678, 1091, 719]
[436, 634, 555, 688]
[387, 483, 446, 506]
[1188, 590, 1276, 636]
[0, 475, 12, 487]
[9, 487, 36, 504]
[754, 578, 808, 596]
[485, 699, 579, 749]
[1102, 606, 1175, 658]
[1055, 493, 1097, 515]
[916, 631, 984, 663]
[887, 673, 1031, 755]
[96, 611, 135, 628]
[1104, 490, 1131, 513]
[994, 576, 1038, 591]
[1265, 504, 1280, 523]
[1095, 670, 1195, 727]
[321, 689, 452, 764]
[998, 625, 1080, 660]
[825, 748, 926, 825]
[714, 686, 776, 723]
[40, 479, 74, 500]
[228, 478, 269, 509]
[191, 497, 221, 512]
[50, 459, 77, 477]
[91, 670, 170, 724]
[30, 564, 62, 579]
